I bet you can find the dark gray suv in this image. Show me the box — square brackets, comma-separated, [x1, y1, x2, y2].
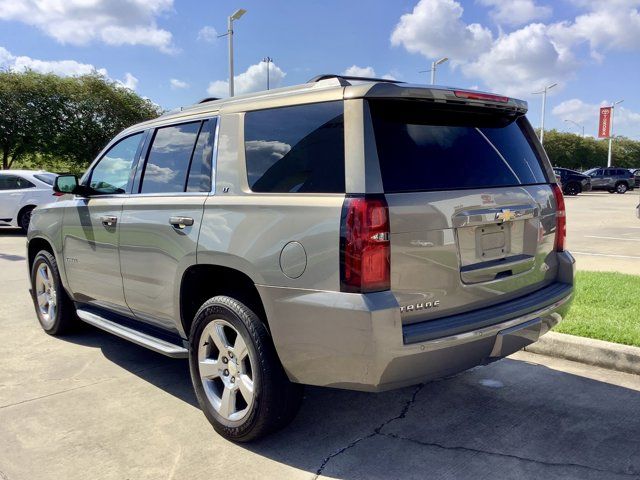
[584, 167, 635, 193]
[27, 75, 575, 441]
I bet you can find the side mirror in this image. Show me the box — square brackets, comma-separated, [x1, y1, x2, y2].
[53, 175, 80, 195]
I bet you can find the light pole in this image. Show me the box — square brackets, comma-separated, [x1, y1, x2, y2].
[607, 99, 624, 167]
[532, 82, 557, 145]
[564, 119, 585, 137]
[262, 57, 273, 90]
[419, 57, 448, 85]
[224, 8, 247, 97]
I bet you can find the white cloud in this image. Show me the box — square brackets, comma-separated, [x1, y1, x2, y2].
[391, 0, 640, 98]
[343, 65, 377, 77]
[478, 0, 552, 26]
[117, 72, 138, 90]
[207, 61, 286, 98]
[390, 0, 493, 61]
[197, 26, 218, 43]
[0, 0, 176, 53]
[170, 78, 189, 89]
[463, 23, 577, 96]
[0, 46, 138, 90]
[552, 99, 640, 138]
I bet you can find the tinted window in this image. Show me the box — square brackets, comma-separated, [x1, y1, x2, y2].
[244, 101, 345, 193]
[141, 122, 201, 194]
[186, 119, 215, 192]
[369, 100, 548, 193]
[34, 173, 57, 185]
[0, 175, 34, 190]
[90, 133, 143, 194]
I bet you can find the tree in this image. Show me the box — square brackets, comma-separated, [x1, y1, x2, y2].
[0, 70, 161, 170]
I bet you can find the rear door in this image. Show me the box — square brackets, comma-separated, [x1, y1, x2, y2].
[0, 174, 33, 219]
[367, 100, 558, 324]
[119, 118, 216, 331]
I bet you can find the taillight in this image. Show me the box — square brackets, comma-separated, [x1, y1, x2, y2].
[340, 195, 390, 293]
[53, 192, 64, 197]
[552, 184, 566, 252]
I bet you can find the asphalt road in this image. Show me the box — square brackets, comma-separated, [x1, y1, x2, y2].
[1, 222, 640, 480]
[565, 190, 640, 274]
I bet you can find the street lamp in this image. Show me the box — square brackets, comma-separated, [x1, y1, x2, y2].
[532, 82, 557, 145]
[262, 56, 273, 90]
[564, 119, 585, 137]
[607, 99, 624, 167]
[224, 8, 247, 97]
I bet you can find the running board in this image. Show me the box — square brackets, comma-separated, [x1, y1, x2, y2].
[76, 309, 189, 358]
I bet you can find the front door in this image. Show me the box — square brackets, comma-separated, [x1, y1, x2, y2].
[62, 132, 145, 314]
[119, 119, 215, 331]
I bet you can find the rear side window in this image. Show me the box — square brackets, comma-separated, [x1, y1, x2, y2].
[369, 100, 548, 193]
[141, 122, 201, 194]
[186, 119, 215, 192]
[0, 175, 34, 190]
[244, 101, 345, 193]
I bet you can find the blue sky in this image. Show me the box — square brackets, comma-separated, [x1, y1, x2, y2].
[0, 0, 639, 139]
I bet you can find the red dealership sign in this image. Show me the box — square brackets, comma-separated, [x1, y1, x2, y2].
[598, 107, 611, 138]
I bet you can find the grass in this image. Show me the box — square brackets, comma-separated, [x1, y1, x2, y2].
[555, 271, 640, 347]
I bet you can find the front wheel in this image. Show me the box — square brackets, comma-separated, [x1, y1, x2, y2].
[189, 295, 302, 442]
[30, 251, 77, 335]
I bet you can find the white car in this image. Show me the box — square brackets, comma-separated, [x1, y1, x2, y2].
[0, 170, 58, 231]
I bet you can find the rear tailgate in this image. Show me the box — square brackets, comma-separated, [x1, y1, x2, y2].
[368, 98, 560, 325]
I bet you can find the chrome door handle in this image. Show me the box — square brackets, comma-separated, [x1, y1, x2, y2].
[169, 216, 194, 229]
[100, 215, 117, 227]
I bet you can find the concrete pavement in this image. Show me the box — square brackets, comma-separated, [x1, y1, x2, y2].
[565, 191, 640, 274]
[1, 227, 640, 480]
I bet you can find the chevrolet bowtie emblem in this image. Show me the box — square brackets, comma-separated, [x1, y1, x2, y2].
[495, 209, 516, 222]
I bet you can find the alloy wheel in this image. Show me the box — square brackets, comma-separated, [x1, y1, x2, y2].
[198, 319, 255, 422]
[35, 263, 57, 328]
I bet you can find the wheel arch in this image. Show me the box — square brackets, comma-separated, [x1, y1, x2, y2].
[179, 263, 269, 339]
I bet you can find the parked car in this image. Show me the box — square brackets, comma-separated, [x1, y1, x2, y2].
[583, 167, 635, 194]
[0, 170, 58, 231]
[629, 168, 640, 188]
[553, 167, 592, 195]
[26, 75, 575, 442]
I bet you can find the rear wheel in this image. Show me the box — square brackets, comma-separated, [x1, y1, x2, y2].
[19, 206, 34, 232]
[189, 295, 302, 442]
[30, 251, 77, 335]
[615, 182, 628, 194]
[563, 182, 581, 196]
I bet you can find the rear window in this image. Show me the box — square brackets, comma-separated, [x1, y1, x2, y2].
[369, 100, 548, 193]
[244, 101, 345, 193]
[34, 173, 57, 185]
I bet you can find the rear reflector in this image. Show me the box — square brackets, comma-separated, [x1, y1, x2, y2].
[454, 90, 510, 103]
[340, 195, 391, 293]
[552, 183, 566, 252]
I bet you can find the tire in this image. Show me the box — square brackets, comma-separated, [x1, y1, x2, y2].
[30, 250, 77, 335]
[564, 182, 581, 196]
[18, 206, 34, 232]
[615, 182, 628, 194]
[189, 295, 302, 442]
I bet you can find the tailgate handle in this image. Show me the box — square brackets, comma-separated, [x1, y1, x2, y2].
[452, 204, 538, 228]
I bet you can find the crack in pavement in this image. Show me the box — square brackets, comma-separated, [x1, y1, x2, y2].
[313, 382, 425, 479]
[379, 432, 640, 478]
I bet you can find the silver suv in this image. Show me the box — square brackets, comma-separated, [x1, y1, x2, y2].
[27, 75, 575, 441]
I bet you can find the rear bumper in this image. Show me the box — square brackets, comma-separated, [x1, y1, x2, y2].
[259, 251, 575, 392]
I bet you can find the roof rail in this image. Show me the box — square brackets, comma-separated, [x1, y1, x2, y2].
[307, 74, 403, 85]
[198, 97, 221, 104]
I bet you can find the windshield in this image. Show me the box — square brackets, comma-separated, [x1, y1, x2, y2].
[369, 100, 548, 193]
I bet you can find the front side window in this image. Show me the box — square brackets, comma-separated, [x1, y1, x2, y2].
[244, 101, 345, 193]
[89, 133, 143, 194]
[140, 122, 201, 194]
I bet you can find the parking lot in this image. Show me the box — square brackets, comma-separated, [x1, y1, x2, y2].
[1, 191, 640, 480]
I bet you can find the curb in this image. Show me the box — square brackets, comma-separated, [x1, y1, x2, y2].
[524, 331, 640, 376]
